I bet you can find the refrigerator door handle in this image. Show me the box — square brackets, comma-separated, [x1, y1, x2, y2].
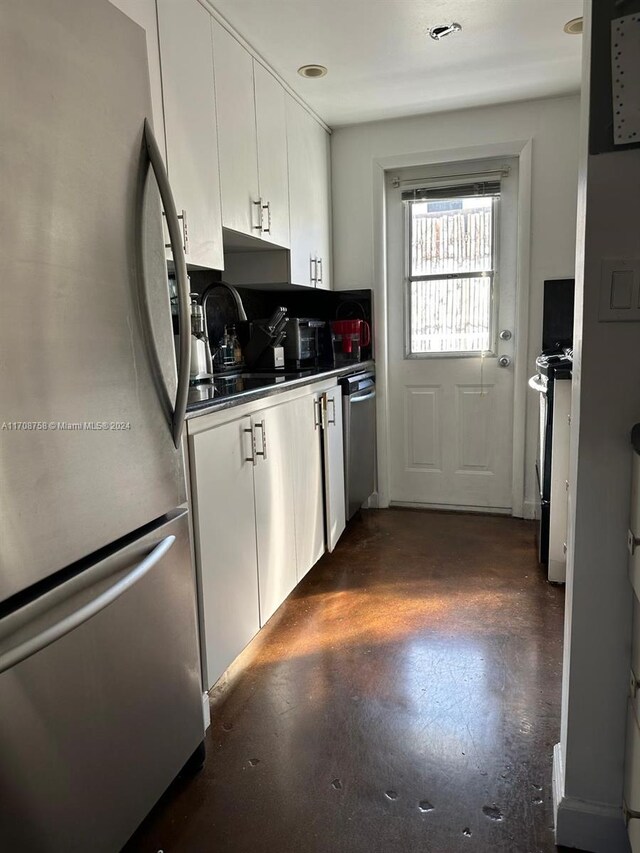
[0, 535, 175, 675]
[143, 118, 190, 448]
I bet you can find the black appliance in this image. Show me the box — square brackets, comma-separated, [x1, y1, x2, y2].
[530, 279, 575, 567]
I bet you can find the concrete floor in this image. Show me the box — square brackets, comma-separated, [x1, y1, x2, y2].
[125, 509, 573, 852]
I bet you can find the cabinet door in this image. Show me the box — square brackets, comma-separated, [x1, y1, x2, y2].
[311, 118, 332, 290]
[252, 403, 298, 625]
[108, 0, 165, 161]
[157, 0, 223, 270]
[286, 95, 318, 287]
[212, 21, 260, 238]
[286, 95, 332, 288]
[322, 387, 346, 551]
[291, 393, 325, 580]
[254, 61, 290, 249]
[190, 417, 260, 689]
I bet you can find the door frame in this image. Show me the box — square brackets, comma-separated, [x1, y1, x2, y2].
[372, 138, 533, 517]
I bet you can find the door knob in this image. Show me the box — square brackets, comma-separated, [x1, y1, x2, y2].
[499, 329, 512, 341]
[498, 355, 511, 368]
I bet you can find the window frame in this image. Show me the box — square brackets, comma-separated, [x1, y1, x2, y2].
[403, 193, 501, 359]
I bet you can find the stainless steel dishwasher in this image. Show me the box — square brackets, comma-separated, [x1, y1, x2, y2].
[340, 371, 376, 520]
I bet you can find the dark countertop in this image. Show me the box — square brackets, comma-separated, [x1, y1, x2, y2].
[186, 360, 375, 420]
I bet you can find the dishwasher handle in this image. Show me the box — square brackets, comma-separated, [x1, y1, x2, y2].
[0, 535, 175, 675]
[350, 389, 376, 404]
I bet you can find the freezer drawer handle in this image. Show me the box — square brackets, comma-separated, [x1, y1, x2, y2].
[143, 119, 190, 448]
[0, 535, 175, 675]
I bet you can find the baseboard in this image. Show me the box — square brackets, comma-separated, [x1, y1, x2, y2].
[364, 491, 379, 509]
[553, 743, 630, 852]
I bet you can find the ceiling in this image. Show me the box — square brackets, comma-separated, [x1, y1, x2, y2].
[210, 0, 584, 127]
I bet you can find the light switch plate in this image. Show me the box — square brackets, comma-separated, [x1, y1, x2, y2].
[599, 258, 640, 321]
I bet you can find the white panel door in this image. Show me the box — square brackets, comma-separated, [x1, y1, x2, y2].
[291, 392, 325, 580]
[252, 403, 298, 625]
[254, 60, 290, 248]
[212, 21, 261, 238]
[108, 0, 165, 160]
[190, 417, 260, 689]
[387, 159, 518, 511]
[322, 388, 346, 551]
[157, 0, 223, 269]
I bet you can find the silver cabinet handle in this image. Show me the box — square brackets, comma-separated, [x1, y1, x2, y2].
[0, 535, 175, 675]
[254, 419, 267, 461]
[143, 119, 189, 448]
[253, 197, 264, 231]
[180, 208, 190, 255]
[262, 200, 271, 235]
[244, 426, 256, 465]
[327, 395, 336, 425]
[310, 256, 317, 285]
[313, 398, 322, 429]
[317, 257, 323, 284]
[163, 209, 188, 255]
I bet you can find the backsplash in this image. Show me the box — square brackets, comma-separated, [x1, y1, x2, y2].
[187, 270, 373, 360]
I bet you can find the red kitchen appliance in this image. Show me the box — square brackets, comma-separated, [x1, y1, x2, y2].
[331, 319, 371, 365]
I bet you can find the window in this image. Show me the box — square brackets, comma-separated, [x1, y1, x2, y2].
[403, 181, 499, 356]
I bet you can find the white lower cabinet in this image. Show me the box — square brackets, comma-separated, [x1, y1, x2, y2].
[291, 393, 325, 580]
[322, 386, 347, 551]
[189, 383, 347, 689]
[252, 403, 298, 626]
[190, 416, 260, 690]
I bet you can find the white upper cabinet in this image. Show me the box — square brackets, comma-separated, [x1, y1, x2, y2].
[286, 95, 332, 289]
[108, 0, 165, 160]
[157, 0, 223, 270]
[253, 61, 290, 248]
[212, 21, 261, 239]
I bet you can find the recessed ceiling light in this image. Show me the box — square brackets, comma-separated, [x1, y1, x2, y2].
[298, 64, 328, 79]
[428, 22, 462, 41]
[564, 17, 583, 35]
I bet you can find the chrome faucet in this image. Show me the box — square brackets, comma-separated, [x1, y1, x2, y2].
[200, 281, 248, 324]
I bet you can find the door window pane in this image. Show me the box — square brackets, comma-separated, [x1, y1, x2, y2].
[409, 276, 492, 354]
[410, 197, 494, 276]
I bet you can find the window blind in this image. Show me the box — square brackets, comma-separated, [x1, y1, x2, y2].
[401, 179, 501, 202]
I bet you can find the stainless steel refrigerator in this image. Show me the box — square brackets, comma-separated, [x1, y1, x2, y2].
[0, 0, 203, 850]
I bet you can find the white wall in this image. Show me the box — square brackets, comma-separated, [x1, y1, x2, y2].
[554, 2, 640, 850]
[331, 95, 580, 515]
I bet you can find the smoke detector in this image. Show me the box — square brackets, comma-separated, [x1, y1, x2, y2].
[428, 22, 462, 41]
[298, 64, 328, 78]
[563, 17, 583, 35]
